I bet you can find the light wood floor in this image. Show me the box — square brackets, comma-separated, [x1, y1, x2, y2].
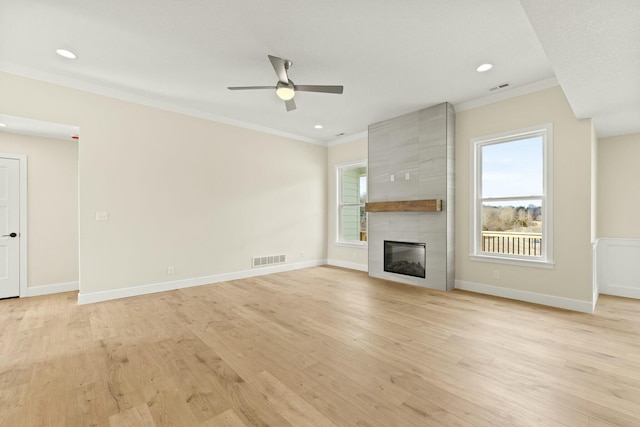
[2, 266, 640, 426]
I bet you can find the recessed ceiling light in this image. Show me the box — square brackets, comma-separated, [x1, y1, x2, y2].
[314, 124, 323, 129]
[56, 48, 77, 59]
[476, 63, 493, 72]
[0, 123, 7, 127]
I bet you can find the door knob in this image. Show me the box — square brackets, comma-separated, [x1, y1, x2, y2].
[2, 233, 17, 238]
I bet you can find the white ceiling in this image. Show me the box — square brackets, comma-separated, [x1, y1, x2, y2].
[0, 0, 636, 143]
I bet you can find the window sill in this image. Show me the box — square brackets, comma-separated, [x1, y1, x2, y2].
[469, 254, 554, 269]
[335, 241, 368, 248]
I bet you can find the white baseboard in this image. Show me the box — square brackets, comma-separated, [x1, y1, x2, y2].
[26, 281, 79, 297]
[454, 280, 594, 313]
[77, 259, 327, 305]
[327, 259, 368, 272]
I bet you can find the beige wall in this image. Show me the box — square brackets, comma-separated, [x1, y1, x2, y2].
[455, 86, 595, 303]
[327, 137, 368, 269]
[598, 132, 640, 238]
[0, 71, 327, 296]
[0, 133, 79, 288]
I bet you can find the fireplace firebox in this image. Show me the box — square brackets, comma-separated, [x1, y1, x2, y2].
[383, 241, 426, 278]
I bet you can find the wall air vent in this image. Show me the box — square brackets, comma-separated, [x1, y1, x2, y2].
[252, 254, 286, 268]
[489, 83, 510, 91]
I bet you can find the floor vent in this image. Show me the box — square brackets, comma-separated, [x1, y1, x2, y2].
[252, 254, 286, 268]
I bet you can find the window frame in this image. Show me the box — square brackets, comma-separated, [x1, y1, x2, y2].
[335, 160, 368, 247]
[470, 123, 554, 268]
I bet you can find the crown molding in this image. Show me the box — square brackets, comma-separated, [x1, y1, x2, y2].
[0, 63, 325, 146]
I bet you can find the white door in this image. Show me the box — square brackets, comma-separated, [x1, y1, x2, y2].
[0, 158, 20, 299]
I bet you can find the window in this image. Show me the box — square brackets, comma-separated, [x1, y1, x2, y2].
[336, 161, 367, 245]
[471, 124, 553, 267]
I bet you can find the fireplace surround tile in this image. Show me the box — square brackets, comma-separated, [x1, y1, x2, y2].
[368, 103, 454, 291]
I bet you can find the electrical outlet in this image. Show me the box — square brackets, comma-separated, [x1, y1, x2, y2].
[493, 270, 500, 279]
[167, 266, 175, 275]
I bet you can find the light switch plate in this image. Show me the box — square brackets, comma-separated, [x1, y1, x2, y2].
[95, 211, 109, 221]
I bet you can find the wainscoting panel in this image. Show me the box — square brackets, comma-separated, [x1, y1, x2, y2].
[597, 238, 640, 299]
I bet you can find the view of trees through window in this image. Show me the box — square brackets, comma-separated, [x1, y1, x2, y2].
[482, 202, 542, 233]
[480, 135, 544, 257]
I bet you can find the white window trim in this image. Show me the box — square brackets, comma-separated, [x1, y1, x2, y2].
[469, 123, 554, 268]
[335, 160, 368, 247]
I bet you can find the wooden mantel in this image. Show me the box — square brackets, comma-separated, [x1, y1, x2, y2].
[365, 199, 442, 213]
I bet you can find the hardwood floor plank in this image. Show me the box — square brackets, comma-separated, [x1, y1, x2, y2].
[301, 383, 384, 427]
[67, 382, 109, 427]
[587, 416, 626, 427]
[247, 370, 335, 427]
[400, 394, 474, 426]
[301, 339, 412, 406]
[200, 408, 248, 427]
[109, 403, 156, 427]
[189, 323, 268, 380]
[303, 361, 434, 426]
[145, 384, 201, 426]
[0, 384, 28, 427]
[89, 303, 119, 340]
[223, 381, 293, 427]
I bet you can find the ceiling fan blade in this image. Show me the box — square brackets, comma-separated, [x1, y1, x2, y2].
[268, 55, 290, 85]
[285, 98, 296, 112]
[295, 85, 343, 94]
[227, 86, 275, 90]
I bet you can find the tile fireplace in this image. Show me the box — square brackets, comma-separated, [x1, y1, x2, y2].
[367, 103, 455, 291]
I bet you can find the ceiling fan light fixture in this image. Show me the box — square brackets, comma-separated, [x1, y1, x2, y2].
[276, 85, 295, 101]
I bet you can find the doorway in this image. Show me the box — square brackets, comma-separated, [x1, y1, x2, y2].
[0, 113, 79, 298]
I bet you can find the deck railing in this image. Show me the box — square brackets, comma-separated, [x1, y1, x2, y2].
[482, 232, 542, 256]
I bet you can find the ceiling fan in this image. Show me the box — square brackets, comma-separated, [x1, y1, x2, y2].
[227, 55, 344, 112]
